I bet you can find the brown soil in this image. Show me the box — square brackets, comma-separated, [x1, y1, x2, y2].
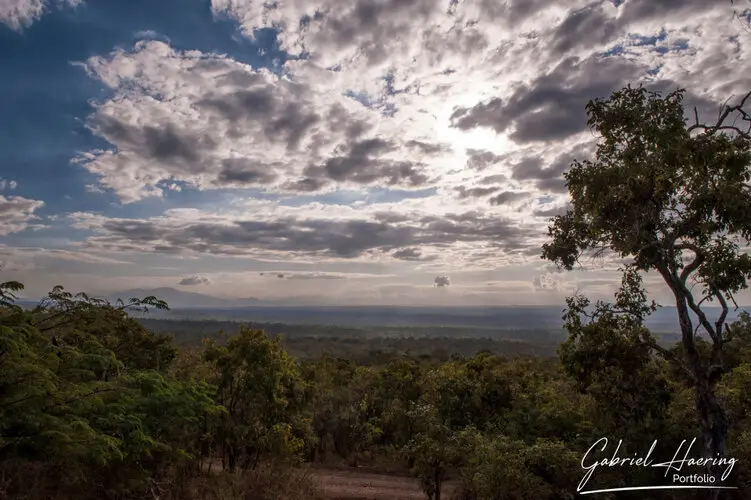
[203, 459, 454, 499]
[310, 466, 457, 500]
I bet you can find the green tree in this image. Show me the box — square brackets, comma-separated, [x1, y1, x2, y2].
[558, 270, 673, 445]
[455, 432, 580, 500]
[373, 357, 422, 450]
[0, 282, 220, 498]
[203, 327, 313, 472]
[32, 285, 174, 372]
[403, 403, 464, 500]
[541, 85, 751, 475]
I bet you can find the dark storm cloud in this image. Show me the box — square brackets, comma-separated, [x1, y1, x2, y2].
[489, 191, 529, 206]
[178, 275, 211, 285]
[450, 55, 642, 143]
[77, 208, 537, 260]
[303, 137, 433, 187]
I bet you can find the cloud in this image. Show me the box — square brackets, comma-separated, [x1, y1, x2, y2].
[532, 273, 562, 291]
[511, 142, 595, 194]
[464, 149, 504, 171]
[302, 137, 433, 188]
[454, 185, 501, 199]
[618, 0, 717, 25]
[75, 41, 453, 203]
[0, 179, 17, 191]
[450, 54, 644, 143]
[67, 201, 541, 264]
[550, 3, 622, 56]
[0, 244, 131, 277]
[283, 272, 346, 280]
[534, 202, 573, 218]
[392, 247, 437, 262]
[0, 0, 81, 31]
[434, 275, 451, 287]
[178, 275, 211, 286]
[0, 195, 45, 235]
[489, 191, 529, 206]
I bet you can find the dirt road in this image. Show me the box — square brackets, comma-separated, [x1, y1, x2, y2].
[310, 467, 457, 500]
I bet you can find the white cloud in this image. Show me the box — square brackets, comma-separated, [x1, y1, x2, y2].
[0, 0, 81, 31]
[0, 195, 45, 235]
[75, 40, 461, 203]
[0, 179, 17, 191]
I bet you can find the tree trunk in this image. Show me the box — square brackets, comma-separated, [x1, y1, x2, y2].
[695, 377, 729, 500]
[227, 447, 237, 473]
[674, 298, 729, 500]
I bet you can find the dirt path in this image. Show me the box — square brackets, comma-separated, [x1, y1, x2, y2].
[309, 467, 457, 500]
[203, 459, 454, 499]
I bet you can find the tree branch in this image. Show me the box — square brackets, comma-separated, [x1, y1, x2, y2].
[676, 242, 704, 284]
[645, 339, 694, 381]
[687, 90, 751, 138]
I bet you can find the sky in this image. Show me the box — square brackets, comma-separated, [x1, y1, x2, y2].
[0, 0, 750, 307]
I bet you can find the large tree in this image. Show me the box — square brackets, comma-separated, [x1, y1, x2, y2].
[542, 85, 751, 482]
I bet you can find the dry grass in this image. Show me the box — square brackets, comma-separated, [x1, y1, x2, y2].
[0, 461, 325, 500]
[163, 464, 326, 500]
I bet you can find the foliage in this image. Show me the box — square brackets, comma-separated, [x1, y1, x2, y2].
[3, 270, 751, 499]
[203, 327, 314, 472]
[542, 85, 751, 469]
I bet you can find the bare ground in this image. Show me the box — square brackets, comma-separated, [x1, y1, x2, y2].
[203, 459, 453, 499]
[309, 466, 457, 500]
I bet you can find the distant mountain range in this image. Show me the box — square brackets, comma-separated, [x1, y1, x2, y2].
[14, 287, 748, 333]
[103, 287, 261, 309]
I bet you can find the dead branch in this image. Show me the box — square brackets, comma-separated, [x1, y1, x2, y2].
[688, 91, 751, 138]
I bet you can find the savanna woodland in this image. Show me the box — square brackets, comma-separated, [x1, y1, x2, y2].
[3, 86, 751, 500]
